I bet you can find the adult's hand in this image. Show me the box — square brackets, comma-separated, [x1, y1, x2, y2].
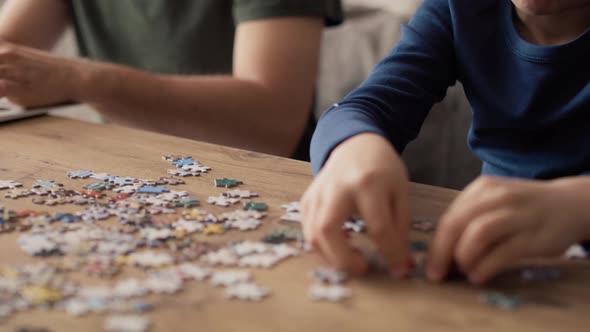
[0, 42, 86, 108]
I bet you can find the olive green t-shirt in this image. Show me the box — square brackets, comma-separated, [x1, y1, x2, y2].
[68, 0, 343, 160]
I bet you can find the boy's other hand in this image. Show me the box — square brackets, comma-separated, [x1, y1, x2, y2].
[301, 133, 413, 278]
[427, 176, 590, 285]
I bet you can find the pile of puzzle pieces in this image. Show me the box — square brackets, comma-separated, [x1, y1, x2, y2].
[0, 155, 331, 331]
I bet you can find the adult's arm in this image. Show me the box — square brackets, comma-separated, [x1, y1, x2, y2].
[0, 0, 69, 49]
[81, 17, 323, 156]
[0, 15, 323, 157]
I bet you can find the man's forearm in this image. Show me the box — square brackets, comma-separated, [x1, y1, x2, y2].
[0, 16, 322, 156]
[74, 61, 311, 157]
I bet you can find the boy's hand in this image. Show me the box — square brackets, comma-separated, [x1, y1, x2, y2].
[427, 176, 590, 285]
[0, 42, 85, 108]
[301, 133, 413, 277]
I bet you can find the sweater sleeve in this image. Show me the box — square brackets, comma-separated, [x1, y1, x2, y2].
[310, 0, 458, 174]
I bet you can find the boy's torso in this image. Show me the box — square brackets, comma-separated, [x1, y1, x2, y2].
[450, 0, 590, 178]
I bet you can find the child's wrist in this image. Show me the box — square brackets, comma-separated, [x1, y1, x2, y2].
[551, 177, 590, 241]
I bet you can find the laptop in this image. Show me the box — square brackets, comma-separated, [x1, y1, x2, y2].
[0, 98, 75, 123]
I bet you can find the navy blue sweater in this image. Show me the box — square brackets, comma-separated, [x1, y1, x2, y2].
[311, 0, 590, 178]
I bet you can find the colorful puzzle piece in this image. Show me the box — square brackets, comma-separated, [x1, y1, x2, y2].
[243, 202, 268, 212]
[215, 178, 243, 188]
[67, 170, 94, 179]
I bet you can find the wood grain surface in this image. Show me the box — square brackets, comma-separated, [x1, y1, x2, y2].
[0, 116, 588, 332]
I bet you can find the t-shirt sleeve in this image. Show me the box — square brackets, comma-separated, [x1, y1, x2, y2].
[233, 0, 343, 27]
[310, 0, 458, 174]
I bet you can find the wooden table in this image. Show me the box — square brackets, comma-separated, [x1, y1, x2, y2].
[0, 116, 588, 332]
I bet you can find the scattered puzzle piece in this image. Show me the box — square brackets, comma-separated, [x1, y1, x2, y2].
[181, 164, 211, 173]
[343, 218, 366, 233]
[30, 187, 52, 196]
[171, 157, 196, 168]
[109, 177, 137, 187]
[172, 219, 204, 234]
[219, 210, 265, 221]
[207, 195, 240, 207]
[0, 180, 23, 190]
[203, 224, 225, 236]
[90, 173, 115, 181]
[229, 218, 261, 231]
[201, 248, 238, 266]
[67, 170, 94, 179]
[411, 219, 436, 233]
[21, 285, 62, 305]
[4, 189, 33, 199]
[137, 185, 169, 194]
[182, 209, 217, 223]
[480, 292, 521, 310]
[176, 263, 211, 281]
[232, 241, 270, 256]
[54, 213, 81, 224]
[104, 315, 151, 332]
[564, 244, 588, 259]
[155, 177, 185, 186]
[225, 283, 270, 301]
[311, 267, 348, 284]
[223, 190, 258, 199]
[280, 212, 301, 224]
[80, 190, 104, 199]
[238, 254, 280, 268]
[172, 197, 199, 208]
[128, 251, 174, 268]
[309, 284, 351, 302]
[261, 227, 303, 244]
[280, 201, 300, 212]
[210, 270, 251, 287]
[32, 180, 62, 190]
[167, 169, 197, 177]
[162, 155, 186, 162]
[83, 182, 115, 192]
[272, 244, 300, 260]
[144, 271, 183, 294]
[243, 202, 268, 212]
[215, 178, 243, 188]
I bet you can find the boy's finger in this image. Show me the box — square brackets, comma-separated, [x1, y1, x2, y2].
[393, 183, 411, 252]
[438, 188, 503, 239]
[316, 221, 367, 274]
[313, 198, 367, 274]
[426, 202, 476, 282]
[357, 191, 407, 276]
[454, 210, 515, 272]
[301, 191, 319, 247]
[0, 79, 13, 96]
[467, 235, 523, 285]
[0, 66, 16, 80]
